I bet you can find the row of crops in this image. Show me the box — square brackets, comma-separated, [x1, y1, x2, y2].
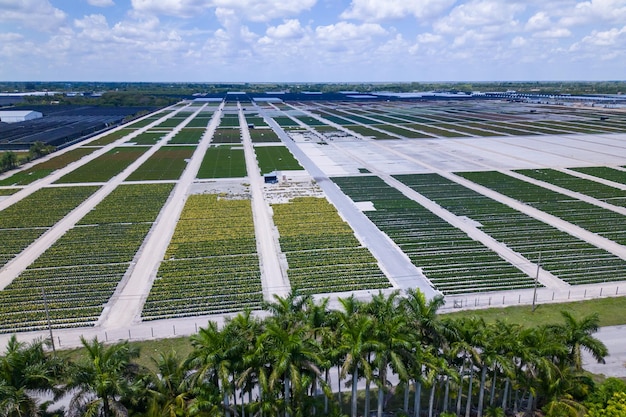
[142, 194, 263, 320]
[0, 186, 99, 269]
[197, 145, 247, 179]
[395, 173, 626, 285]
[54, 147, 150, 183]
[457, 171, 626, 245]
[126, 146, 196, 181]
[0, 183, 174, 333]
[332, 176, 535, 294]
[292, 100, 626, 139]
[271, 197, 390, 294]
[0, 147, 97, 186]
[254, 145, 303, 174]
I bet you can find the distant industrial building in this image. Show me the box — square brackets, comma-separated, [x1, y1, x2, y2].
[0, 110, 43, 123]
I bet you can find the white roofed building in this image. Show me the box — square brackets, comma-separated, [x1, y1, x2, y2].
[0, 110, 43, 123]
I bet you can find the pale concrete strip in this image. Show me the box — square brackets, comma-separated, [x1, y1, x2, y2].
[558, 167, 626, 191]
[257, 103, 439, 298]
[503, 170, 626, 216]
[99, 103, 221, 328]
[0, 104, 204, 291]
[239, 104, 290, 300]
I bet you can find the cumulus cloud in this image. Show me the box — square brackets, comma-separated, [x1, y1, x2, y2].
[341, 0, 456, 21]
[265, 19, 306, 40]
[131, 0, 316, 21]
[433, 0, 525, 34]
[87, 0, 115, 6]
[315, 21, 386, 42]
[574, 25, 626, 47]
[560, 0, 626, 26]
[0, 0, 67, 31]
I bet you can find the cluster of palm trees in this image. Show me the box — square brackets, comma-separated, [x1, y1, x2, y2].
[0, 288, 614, 417]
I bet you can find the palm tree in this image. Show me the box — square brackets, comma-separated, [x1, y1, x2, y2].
[66, 336, 141, 417]
[400, 288, 454, 417]
[0, 336, 63, 417]
[548, 311, 608, 371]
[143, 350, 193, 417]
[337, 295, 379, 417]
[188, 321, 238, 417]
[259, 318, 323, 417]
[366, 291, 411, 417]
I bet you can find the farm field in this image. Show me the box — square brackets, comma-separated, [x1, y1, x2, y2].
[142, 194, 263, 320]
[2, 98, 626, 340]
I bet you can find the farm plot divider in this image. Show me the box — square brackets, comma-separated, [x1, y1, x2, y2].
[395, 173, 626, 285]
[457, 171, 626, 246]
[332, 175, 535, 294]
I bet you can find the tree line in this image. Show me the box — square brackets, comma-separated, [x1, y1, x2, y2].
[1, 289, 624, 417]
[0, 141, 55, 173]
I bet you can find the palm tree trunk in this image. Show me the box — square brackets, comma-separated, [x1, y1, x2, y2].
[337, 367, 342, 411]
[443, 376, 450, 413]
[102, 396, 111, 417]
[413, 380, 422, 417]
[404, 381, 409, 413]
[464, 371, 473, 417]
[501, 378, 509, 411]
[489, 367, 497, 406]
[377, 382, 384, 417]
[428, 379, 436, 417]
[324, 369, 329, 415]
[377, 368, 386, 417]
[365, 379, 371, 417]
[351, 367, 359, 417]
[285, 374, 291, 417]
[456, 361, 465, 417]
[224, 390, 231, 417]
[477, 365, 487, 417]
[526, 392, 534, 414]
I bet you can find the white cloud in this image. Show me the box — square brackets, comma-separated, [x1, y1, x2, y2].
[525, 11, 551, 31]
[560, 0, 626, 26]
[265, 19, 306, 40]
[0, 0, 66, 31]
[433, 0, 525, 34]
[340, 0, 456, 21]
[315, 21, 386, 42]
[576, 26, 626, 47]
[131, 0, 316, 21]
[533, 27, 572, 38]
[211, 0, 317, 21]
[87, 0, 115, 6]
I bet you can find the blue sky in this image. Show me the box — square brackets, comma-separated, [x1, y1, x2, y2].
[1, 0, 625, 82]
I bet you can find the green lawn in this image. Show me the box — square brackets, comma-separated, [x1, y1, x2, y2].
[254, 145, 303, 174]
[196, 146, 247, 178]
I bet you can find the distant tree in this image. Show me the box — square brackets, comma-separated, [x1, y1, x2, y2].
[29, 141, 55, 160]
[0, 151, 18, 171]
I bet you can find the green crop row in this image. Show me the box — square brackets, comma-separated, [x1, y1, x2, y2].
[196, 146, 247, 178]
[55, 147, 150, 183]
[332, 175, 534, 294]
[395, 173, 626, 286]
[457, 170, 626, 246]
[126, 146, 195, 181]
[272, 196, 389, 294]
[254, 145, 303, 174]
[142, 194, 263, 319]
[169, 128, 205, 144]
[0, 147, 96, 186]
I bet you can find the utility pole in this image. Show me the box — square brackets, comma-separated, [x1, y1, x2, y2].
[41, 288, 56, 354]
[532, 253, 541, 312]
